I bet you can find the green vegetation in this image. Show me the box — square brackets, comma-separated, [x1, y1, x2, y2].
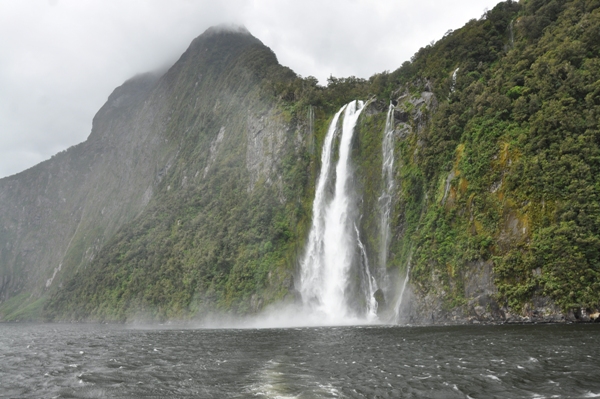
[385, 0, 600, 313]
[0, 293, 45, 321]
[44, 31, 310, 321]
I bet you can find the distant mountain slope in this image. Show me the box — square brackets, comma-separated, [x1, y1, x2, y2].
[0, 70, 162, 320]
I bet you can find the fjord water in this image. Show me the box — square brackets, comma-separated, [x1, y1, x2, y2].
[2, 323, 600, 398]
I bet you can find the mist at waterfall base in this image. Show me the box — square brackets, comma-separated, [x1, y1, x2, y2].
[3, 323, 600, 398]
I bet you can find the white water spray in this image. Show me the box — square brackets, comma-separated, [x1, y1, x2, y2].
[299, 100, 368, 322]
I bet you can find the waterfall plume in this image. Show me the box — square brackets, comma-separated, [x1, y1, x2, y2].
[298, 100, 371, 322]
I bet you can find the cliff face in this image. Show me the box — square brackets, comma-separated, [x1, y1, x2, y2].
[2, 1, 599, 323]
[0, 26, 302, 320]
[40, 26, 306, 321]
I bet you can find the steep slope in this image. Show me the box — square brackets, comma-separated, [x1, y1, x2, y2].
[261, 0, 600, 324]
[43, 26, 306, 321]
[381, 0, 600, 322]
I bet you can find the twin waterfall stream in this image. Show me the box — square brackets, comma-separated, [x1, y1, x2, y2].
[298, 101, 409, 324]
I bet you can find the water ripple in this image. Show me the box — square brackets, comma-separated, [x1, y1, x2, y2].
[0, 324, 599, 398]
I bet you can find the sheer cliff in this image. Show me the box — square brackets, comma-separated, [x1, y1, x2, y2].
[0, 26, 303, 320]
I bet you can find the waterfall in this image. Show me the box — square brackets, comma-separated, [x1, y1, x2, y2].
[299, 100, 367, 321]
[394, 264, 411, 323]
[379, 104, 395, 275]
[379, 103, 412, 324]
[451, 67, 459, 92]
[355, 223, 378, 320]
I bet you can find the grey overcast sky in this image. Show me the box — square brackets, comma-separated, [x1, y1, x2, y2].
[0, 0, 502, 179]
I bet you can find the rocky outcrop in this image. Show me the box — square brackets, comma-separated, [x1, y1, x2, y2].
[246, 110, 289, 193]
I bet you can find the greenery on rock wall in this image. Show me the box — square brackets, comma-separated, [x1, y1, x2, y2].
[385, 0, 600, 313]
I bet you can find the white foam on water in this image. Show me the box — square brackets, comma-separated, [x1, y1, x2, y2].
[484, 374, 501, 382]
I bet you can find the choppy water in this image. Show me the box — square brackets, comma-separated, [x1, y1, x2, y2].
[1, 323, 599, 398]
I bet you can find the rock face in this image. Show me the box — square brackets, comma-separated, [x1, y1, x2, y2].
[246, 109, 290, 193]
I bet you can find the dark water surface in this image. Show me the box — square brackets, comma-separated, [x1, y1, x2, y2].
[1, 323, 599, 398]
